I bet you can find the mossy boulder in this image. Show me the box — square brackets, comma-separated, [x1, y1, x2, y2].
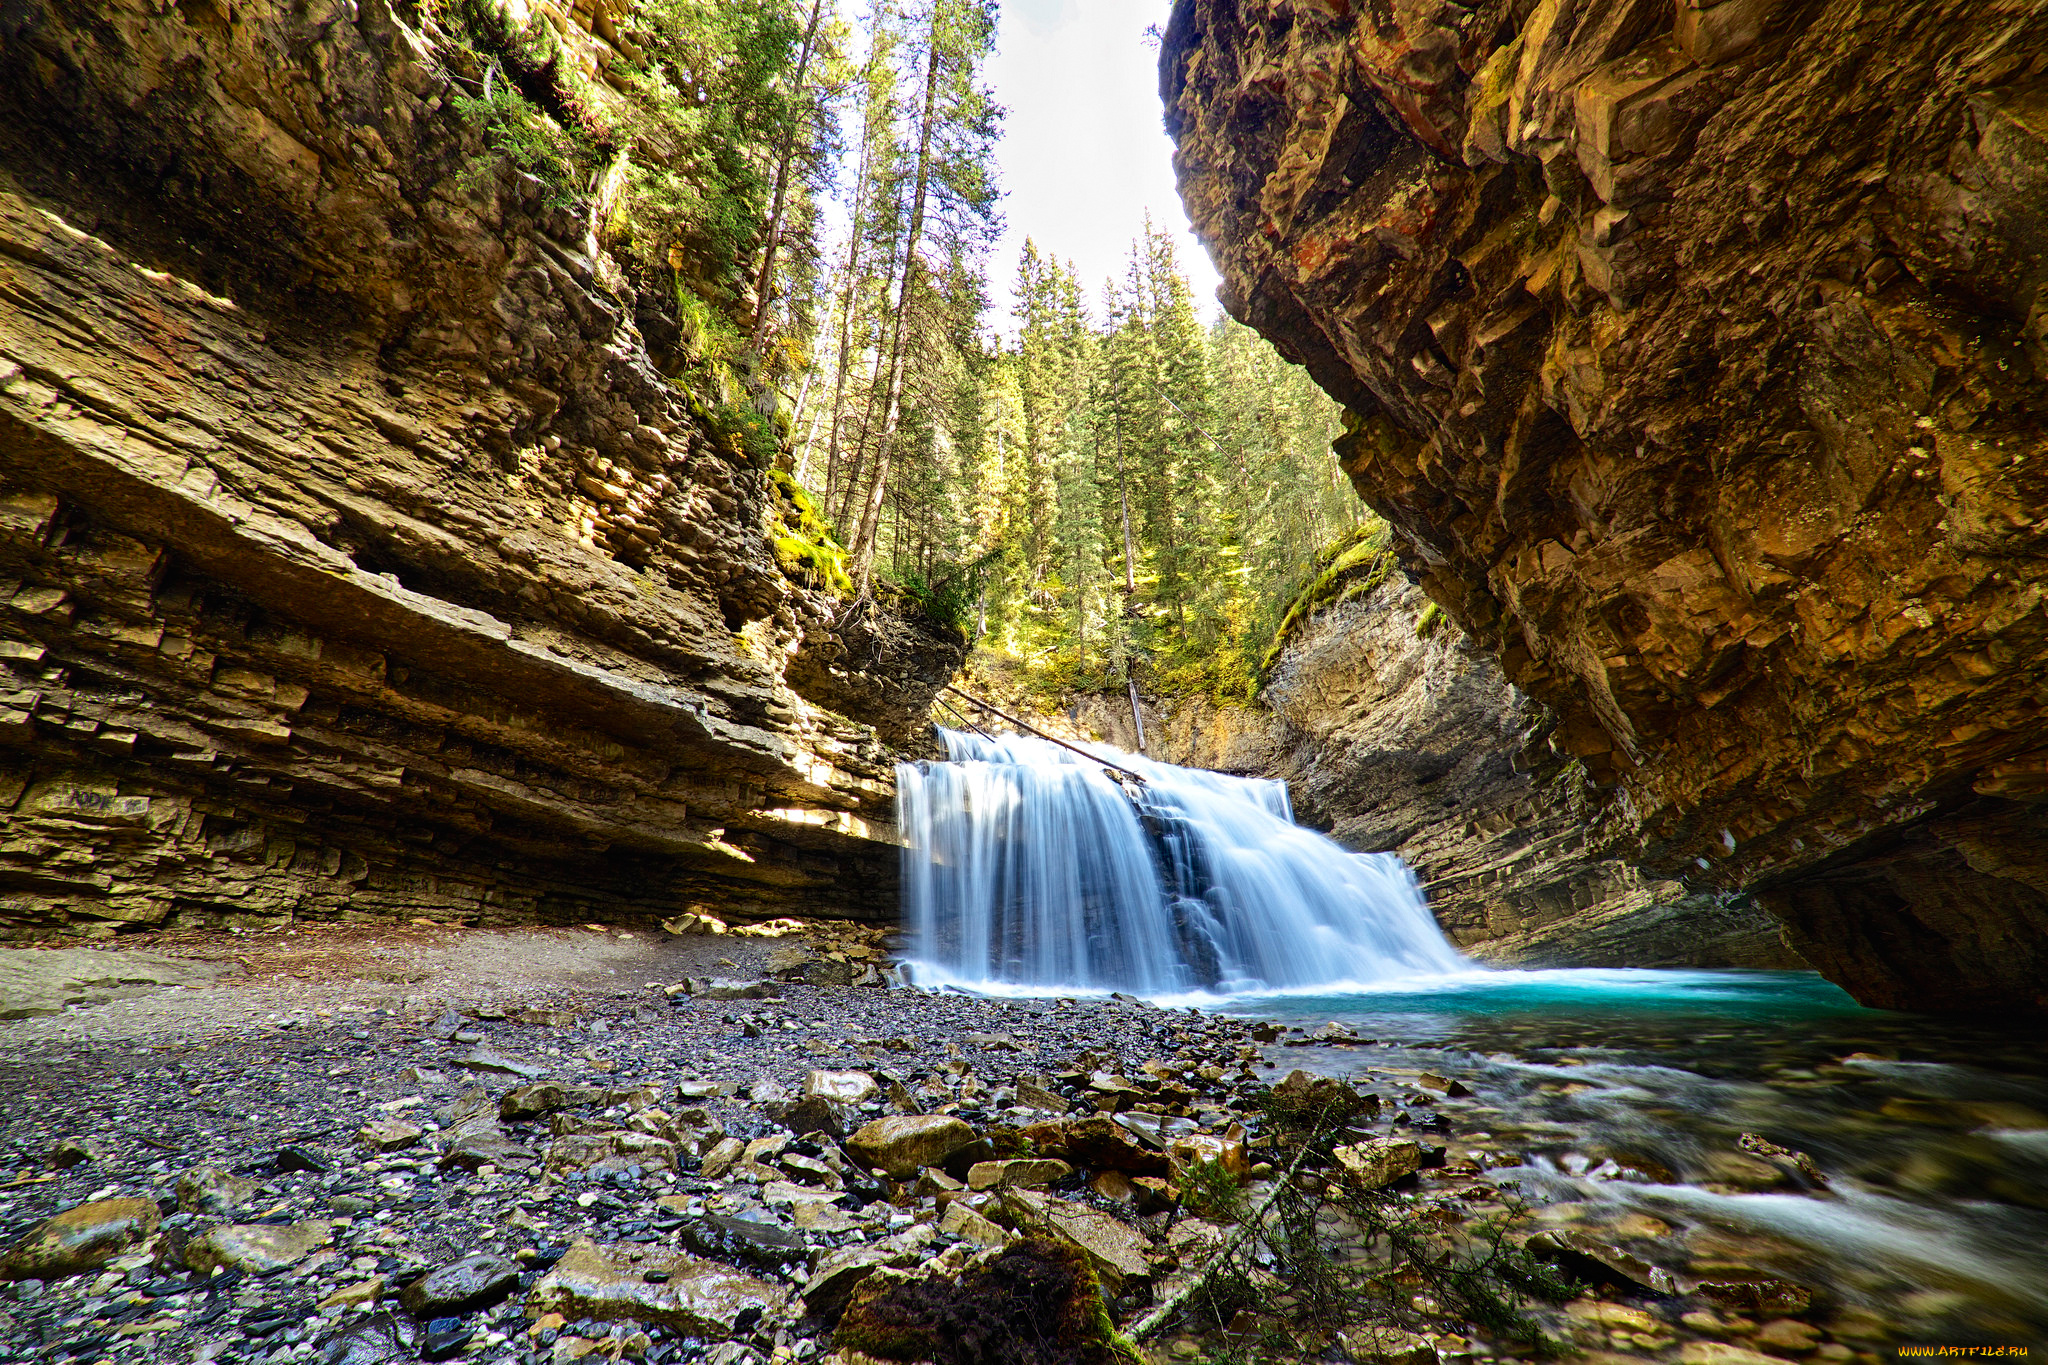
[0, 1198, 159, 1280]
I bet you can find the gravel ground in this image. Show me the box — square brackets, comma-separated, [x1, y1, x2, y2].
[0, 924, 1896, 1365]
[0, 922, 799, 1046]
[0, 923, 1241, 1365]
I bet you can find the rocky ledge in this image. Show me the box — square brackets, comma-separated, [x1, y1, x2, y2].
[1161, 0, 2048, 1013]
[0, 2, 960, 941]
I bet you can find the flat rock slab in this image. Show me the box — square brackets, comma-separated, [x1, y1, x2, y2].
[527, 1239, 787, 1335]
[400, 1252, 522, 1315]
[0, 949, 234, 1020]
[1334, 1138, 1422, 1190]
[1003, 1188, 1150, 1290]
[176, 1165, 260, 1215]
[185, 1220, 332, 1275]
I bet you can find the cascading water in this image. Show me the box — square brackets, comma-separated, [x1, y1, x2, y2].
[896, 727, 1466, 996]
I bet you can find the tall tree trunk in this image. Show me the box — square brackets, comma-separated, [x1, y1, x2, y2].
[1113, 373, 1137, 596]
[822, 131, 876, 515]
[849, 25, 942, 588]
[836, 305, 891, 529]
[747, 0, 830, 357]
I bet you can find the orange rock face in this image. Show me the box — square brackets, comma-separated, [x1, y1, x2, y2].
[1161, 0, 2048, 1013]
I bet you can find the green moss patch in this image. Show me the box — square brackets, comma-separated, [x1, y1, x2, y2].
[767, 469, 852, 596]
[1258, 521, 1393, 678]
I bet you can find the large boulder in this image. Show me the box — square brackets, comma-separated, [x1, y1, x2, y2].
[0, 1198, 159, 1280]
[526, 1239, 787, 1337]
[847, 1116, 978, 1179]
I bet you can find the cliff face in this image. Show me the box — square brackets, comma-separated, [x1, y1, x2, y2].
[1072, 573, 1800, 969]
[1162, 0, 2048, 1012]
[0, 1, 959, 940]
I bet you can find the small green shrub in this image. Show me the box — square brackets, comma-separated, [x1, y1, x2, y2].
[712, 401, 780, 469]
[1173, 1157, 1248, 1224]
[450, 86, 584, 206]
[1414, 600, 1444, 638]
[882, 546, 1005, 638]
[444, 0, 607, 207]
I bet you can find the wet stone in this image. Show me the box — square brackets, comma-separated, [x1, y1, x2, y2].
[1002, 1187, 1150, 1291]
[701, 979, 775, 1001]
[399, 1252, 522, 1316]
[938, 1200, 1011, 1248]
[1754, 1319, 1823, 1352]
[318, 1275, 387, 1309]
[1333, 1138, 1422, 1190]
[771, 1094, 851, 1139]
[178, 1164, 260, 1215]
[1696, 1277, 1812, 1316]
[453, 1045, 547, 1079]
[802, 1244, 896, 1319]
[847, 1114, 977, 1178]
[184, 1220, 332, 1275]
[677, 1214, 808, 1274]
[804, 1069, 879, 1104]
[1680, 1344, 1788, 1365]
[1168, 1130, 1248, 1179]
[1013, 1079, 1070, 1114]
[274, 1143, 330, 1172]
[966, 1158, 1071, 1190]
[699, 1136, 746, 1179]
[356, 1118, 423, 1152]
[44, 1136, 99, 1169]
[501, 1083, 607, 1122]
[420, 1324, 472, 1361]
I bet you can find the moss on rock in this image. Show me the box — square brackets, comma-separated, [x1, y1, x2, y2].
[767, 468, 853, 596]
[1258, 520, 1393, 678]
[833, 1238, 1124, 1365]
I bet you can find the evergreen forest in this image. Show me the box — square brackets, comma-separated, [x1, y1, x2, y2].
[442, 0, 1370, 700]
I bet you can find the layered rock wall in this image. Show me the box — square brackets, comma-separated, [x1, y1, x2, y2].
[1163, 0, 2048, 1011]
[0, 1, 957, 939]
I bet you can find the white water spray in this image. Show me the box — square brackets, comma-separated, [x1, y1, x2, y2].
[897, 728, 1467, 996]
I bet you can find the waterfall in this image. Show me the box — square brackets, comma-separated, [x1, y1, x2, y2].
[897, 728, 1468, 997]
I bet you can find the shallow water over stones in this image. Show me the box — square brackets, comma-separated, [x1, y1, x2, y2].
[1232, 968, 2048, 1345]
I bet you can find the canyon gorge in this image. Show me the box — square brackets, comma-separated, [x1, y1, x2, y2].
[0, 4, 2046, 1364]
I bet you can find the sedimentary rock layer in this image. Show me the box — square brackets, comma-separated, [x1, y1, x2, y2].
[1162, 0, 2048, 1011]
[0, 1, 956, 938]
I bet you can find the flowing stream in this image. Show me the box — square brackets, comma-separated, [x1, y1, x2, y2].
[897, 730, 2048, 1342]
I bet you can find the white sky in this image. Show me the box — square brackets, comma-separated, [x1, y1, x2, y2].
[984, 0, 1223, 332]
